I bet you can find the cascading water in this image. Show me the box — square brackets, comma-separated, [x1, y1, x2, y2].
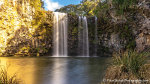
[78, 16, 89, 56]
[53, 12, 68, 57]
[94, 16, 98, 56]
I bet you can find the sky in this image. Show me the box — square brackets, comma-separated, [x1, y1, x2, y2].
[42, 0, 82, 11]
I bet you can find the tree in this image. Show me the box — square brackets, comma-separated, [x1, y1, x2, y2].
[55, 0, 100, 16]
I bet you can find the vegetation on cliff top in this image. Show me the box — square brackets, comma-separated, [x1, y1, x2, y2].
[55, 0, 100, 16]
[56, 0, 138, 16]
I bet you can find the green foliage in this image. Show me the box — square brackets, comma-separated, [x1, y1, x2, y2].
[112, 0, 137, 15]
[118, 25, 136, 50]
[95, 1, 109, 17]
[55, 4, 79, 14]
[104, 51, 150, 83]
[80, 0, 99, 16]
[56, 0, 100, 16]
[113, 51, 149, 77]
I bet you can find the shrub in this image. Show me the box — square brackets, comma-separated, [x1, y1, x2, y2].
[112, 0, 138, 15]
[103, 50, 150, 84]
[113, 51, 149, 76]
[0, 66, 20, 84]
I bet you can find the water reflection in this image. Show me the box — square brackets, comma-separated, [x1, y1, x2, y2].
[0, 57, 36, 84]
[50, 58, 67, 84]
[0, 57, 109, 84]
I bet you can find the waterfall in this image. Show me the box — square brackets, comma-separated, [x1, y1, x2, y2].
[78, 16, 89, 56]
[53, 12, 68, 57]
[94, 16, 98, 56]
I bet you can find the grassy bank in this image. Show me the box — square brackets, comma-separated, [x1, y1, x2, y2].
[102, 51, 150, 84]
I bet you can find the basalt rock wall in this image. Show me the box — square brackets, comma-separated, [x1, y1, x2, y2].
[0, 0, 53, 56]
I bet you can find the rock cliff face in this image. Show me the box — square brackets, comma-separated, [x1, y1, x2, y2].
[96, 0, 150, 55]
[0, 0, 53, 56]
[135, 0, 150, 52]
[67, 0, 150, 56]
[0, 0, 149, 57]
[67, 14, 79, 56]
